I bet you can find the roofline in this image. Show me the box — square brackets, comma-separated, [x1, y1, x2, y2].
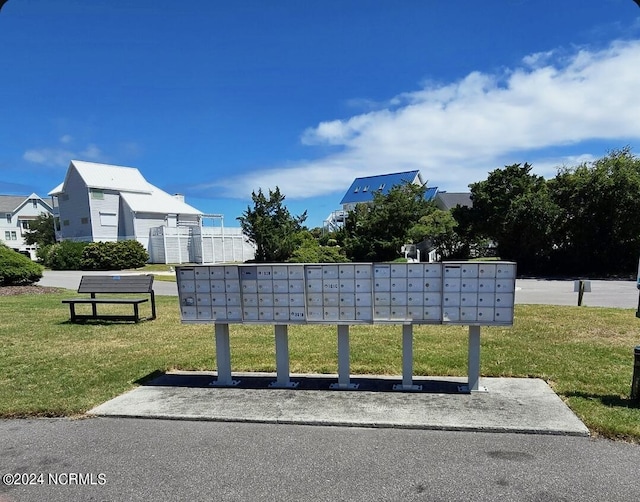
[349, 170, 420, 182]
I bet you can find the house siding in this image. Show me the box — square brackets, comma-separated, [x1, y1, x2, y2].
[88, 190, 120, 242]
[56, 168, 92, 240]
[0, 196, 53, 259]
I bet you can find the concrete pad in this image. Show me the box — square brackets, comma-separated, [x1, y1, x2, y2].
[87, 371, 590, 436]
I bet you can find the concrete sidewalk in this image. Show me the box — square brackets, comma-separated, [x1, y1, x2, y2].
[88, 371, 590, 436]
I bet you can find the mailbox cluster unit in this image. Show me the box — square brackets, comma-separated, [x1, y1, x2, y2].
[177, 261, 516, 326]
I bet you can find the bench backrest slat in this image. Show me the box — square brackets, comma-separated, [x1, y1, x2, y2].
[77, 275, 155, 294]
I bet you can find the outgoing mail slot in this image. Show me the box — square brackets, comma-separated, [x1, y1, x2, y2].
[306, 266, 323, 279]
[179, 268, 195, 280]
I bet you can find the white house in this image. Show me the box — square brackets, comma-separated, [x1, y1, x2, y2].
[49, 160, 255, 264]
[0, 193, 53, 259]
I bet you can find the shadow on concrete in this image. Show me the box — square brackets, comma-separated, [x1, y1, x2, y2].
[135, 371, 465, 394]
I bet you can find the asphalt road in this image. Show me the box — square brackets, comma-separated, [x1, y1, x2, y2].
[38, 270, 640, 309]
[1, 418, 640, 502]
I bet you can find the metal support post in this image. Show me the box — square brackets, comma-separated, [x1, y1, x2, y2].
[330, 324, 358, 389]
[270, 325, 298, 388]
[393, 324, 422, 391]
[210, 323, 239, 387]
[459, 325, 487, 393]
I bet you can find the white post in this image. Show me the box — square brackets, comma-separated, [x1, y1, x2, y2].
[270, 325, 297, 388]
[465, 325, 486, 392]
[210, 323, 239, 386]
[393, 324, 422, 391]
[330, 325, 358, 389]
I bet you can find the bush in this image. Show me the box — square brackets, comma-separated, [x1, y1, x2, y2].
[80, 240, 149, 270]
[45, 241, 89, 270]
[0, 244, 43, 285]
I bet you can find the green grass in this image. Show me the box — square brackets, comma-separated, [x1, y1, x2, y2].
[1, 292, 639, 441]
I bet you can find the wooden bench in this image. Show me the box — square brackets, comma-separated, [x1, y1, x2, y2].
[62, 274, 157, 323]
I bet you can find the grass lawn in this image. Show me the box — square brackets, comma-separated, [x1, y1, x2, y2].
[1, 291, 639, 442]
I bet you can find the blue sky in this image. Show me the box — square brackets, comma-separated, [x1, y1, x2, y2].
[2, 0, 640, 228]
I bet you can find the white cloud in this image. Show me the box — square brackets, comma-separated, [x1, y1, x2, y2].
[204, 39, 640, 198]
[23, 140, 103, 168]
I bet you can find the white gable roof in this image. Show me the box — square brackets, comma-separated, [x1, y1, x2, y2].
[49, 160, 203, 216]
[70, 160, 153, 194]
[121, 189, 202, 215]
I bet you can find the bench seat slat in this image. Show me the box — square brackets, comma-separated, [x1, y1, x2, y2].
[62, 298, 148, 305]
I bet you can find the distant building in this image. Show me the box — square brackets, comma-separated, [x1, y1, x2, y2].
[434, 192, 473, 212]
[49, 160, 254, 264]
[324, 170, 438, 232]
[0, 193, 53, 260]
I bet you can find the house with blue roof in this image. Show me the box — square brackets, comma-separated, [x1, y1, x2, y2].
[324, 170, 438, 231]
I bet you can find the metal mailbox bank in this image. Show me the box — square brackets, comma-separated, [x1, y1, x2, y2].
[176, 261, 517, 392]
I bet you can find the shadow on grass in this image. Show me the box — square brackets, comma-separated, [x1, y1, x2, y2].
[565, 390, 640, 409]
[134, 371, 467, 394]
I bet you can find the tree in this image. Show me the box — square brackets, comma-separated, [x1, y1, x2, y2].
[465, 163, 559, 273]
[549, 147, 640, 275]
[407, 209, 463, 260]
[237, 187, 307, 262]
[343, 182, 434, 262]
[23, 213, 56, 247]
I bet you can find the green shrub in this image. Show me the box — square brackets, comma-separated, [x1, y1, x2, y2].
[115, 240, 149, 269]
[80, 240, 149, 270]
[0, 244, 43, 285]
[44, 241, 88, 270]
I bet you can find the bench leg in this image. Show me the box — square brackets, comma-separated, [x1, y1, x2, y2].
[69, 303, 77, 323]
[134, 303, 140, 322]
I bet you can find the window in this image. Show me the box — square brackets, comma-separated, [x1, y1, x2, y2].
[21, 220, 30, 231]
[5, 214, 10, 223]
[99, 212, 117, 227]
[91, 189, 104, 200]
[63, 220, 70, 226]
[378, 183, 385, 190]
[4, 231, 16, 240]
[32, 199, 38, 208]
[353, 186, 360, 193]
[81, 217, 89, 225]
[363, 185, 369, 192]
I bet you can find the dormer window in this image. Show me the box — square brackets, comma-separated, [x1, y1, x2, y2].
[363, 185, 369, 192]
[378, 183, 385, 190]
[353, 186, 360, 193]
